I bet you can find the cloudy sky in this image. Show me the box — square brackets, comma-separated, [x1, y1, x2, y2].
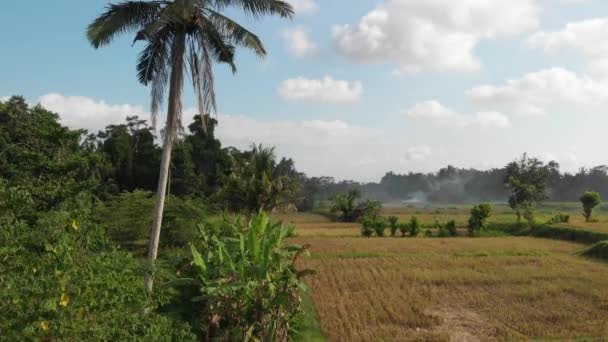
[2, 0, 608, 181]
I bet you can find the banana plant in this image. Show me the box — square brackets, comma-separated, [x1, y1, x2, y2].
[166, 212, 313, 341]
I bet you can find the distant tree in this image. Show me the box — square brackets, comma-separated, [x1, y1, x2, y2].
[445, 219, 458, 237]
[388, 216, 399, 237]
[580, 191, 601, 222]
[468, 203, 493, 236]
[331, 189, 361, 222]
[330, 189, 382, 222]
[409, 216, 420, 237]
[218, 144, 299, 213]
[505, 153, 558, 225]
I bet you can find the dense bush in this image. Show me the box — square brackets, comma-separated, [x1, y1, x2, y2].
[388, 216, 399, 237]
[0, 184, 195, 341]
[93, 190, 206, 252]
[399, 223, 409, 237]
[373, 218, 387, 237]
[331, 189, 382, 222]
[424, 229, 434, 237]
[361, 220, 374, 237]
[445, 220, 458, 237]
[580, 241, 608, 260]
[580, 191, 601, 222]
[468, 203, 493, 236]
[167, 212, 313, 341]
[409, 216, 421, 237]
[547, 213, 570, 224]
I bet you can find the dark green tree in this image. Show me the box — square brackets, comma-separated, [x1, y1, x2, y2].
[505, 153, 558, 225]
[580, 191, 601, 222]
[217, 144, 299, 213]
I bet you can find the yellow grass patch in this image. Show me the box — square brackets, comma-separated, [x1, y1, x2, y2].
[287, 212, 608, 341]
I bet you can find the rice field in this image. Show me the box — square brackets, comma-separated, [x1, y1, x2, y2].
[284, 207, 608, 341]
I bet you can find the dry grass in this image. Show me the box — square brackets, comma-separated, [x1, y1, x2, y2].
[287, 213, 608, 342]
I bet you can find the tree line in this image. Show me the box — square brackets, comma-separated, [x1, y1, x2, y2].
[323, 164, 608, 204]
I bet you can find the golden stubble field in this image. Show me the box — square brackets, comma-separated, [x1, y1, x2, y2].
[279, 211, 608, 342]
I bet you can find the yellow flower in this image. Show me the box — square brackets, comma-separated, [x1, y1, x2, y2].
[71, 219, 79, 231]
[40, 321, 49, 331]
[59, 293, 70, 307]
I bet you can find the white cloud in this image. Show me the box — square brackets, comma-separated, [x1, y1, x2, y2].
[332, 0, 540, 73]
[287, 0, 318, 15]
[0, 96, 10, 102]
[278, 76, 363, 103]
[282, 27, 318, 58]
[406, 100, 511, 128]
[404, 145, 432, 161]
[37, 93, 148, 133]
[466, 68, 608, 115]
[476, 111, 512, 128]
[527, 18, 608, 77]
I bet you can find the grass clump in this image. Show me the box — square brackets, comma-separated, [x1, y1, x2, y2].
[580, 240, 608, 260]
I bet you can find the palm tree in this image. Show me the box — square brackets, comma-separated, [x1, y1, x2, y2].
[87, 0, 293, 291]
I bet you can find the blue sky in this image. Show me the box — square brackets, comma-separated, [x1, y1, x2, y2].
[2, 0, 608, 181]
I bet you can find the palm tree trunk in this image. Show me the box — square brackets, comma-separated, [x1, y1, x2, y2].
[145, 31, 186, 292]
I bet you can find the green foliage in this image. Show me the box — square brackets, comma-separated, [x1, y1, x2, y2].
[330, 189, 382, 223]
[468, 203, 493, 236]
[399, 223, 409, 237]
[505, 153, 558, 225]
[167, 212, 313, 341]
[424, 229, 434, 237]
[445, 220, 458, 237]
[0, 97, 104, 216]
[580, 191, 601, 222]
[580, 241, 608, 260]
[373, 218, 386, 237]
[217, 144, 300, 213]
[361, 221, 374, 237]
[361, 214, 385, 237]
[547, 213, 570, 224]
[93, 191, 206, 252]
[0, 183, 194, 341]
[409, 216, 421, 237]
[388, 216, 399, 237]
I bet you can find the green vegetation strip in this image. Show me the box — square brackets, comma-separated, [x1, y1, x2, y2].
[494, 223, 608, 244]
[579, 240, 608, 261]
[294, 291, 328, 342]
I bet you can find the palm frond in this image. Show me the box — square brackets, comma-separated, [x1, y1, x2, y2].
[87, 1, 162, 48]
[211, 0, 294, 19]
[207, 10, 266, 57]
[137, 26, 174, 122]
[186, 34, 217, 132]
[195, 17, 237, 72]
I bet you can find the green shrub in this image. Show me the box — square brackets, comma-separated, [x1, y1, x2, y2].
[168, 212, 313, 341]
[94, 190, 206, 252]
[399, 223, 408, 237]
[388, 216, 399, 237]
[409, 216, 420, 237]
[361, 220, 374, 237]
[580, 191, 602, 222]
[445, 220, 458, 237]
[424, 229, 434, 237]
[580, 240, 608, 260]
[373, 218, 386, 237]
[547, 213, 570, 224]
[468, 203, 493, 236]
[0, 186, 195, 341]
